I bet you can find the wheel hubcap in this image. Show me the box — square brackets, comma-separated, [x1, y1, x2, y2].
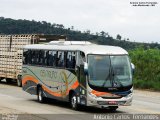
[39, 90, 42, 101]
[71, 96, 77, 108]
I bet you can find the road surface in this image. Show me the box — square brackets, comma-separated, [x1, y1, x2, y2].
[0, 81, 159, 120]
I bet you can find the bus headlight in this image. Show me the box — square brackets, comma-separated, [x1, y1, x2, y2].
[126, 93, 132, 98]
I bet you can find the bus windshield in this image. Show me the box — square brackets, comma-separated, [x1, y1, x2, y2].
[88, 55, 132, 88]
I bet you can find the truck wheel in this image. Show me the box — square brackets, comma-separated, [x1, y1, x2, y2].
[37, 87, 45, 103]
[70, 93, 79, 110]
[6, 78, 12, 83]
[17, 75, 22, 87]
[0, 77, 4, 83]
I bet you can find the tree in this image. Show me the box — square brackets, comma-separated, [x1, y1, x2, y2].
[116, 34, 122, 40]
[100, 31, 106, 37]
[71, 26, 74, 30]
[0, 17, 159, 50]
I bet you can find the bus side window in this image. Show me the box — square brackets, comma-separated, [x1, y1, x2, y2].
[46, 51, 50, 66]
[53, 51, 57, 67]
[32, 50, 39, 65]
[66, 52, 71, 68]
[35, 50, 39, 65]
[42, 51, 47, 65]
[42, 51, 49, 66]
[80, 51, 85, 62]
[72, 52, 76, 68]
[55, 51, 58, 67]
[31, 51, 35, 65]
[66, 51, 76, 69]
[28, 50, 32, 64]
[57, 51, 64, 68]
[48, 51, 56, 67]
[38, 50, 44, 65]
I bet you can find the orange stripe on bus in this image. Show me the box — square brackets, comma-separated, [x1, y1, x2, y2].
[22, 75, 62, 97]
[22, 75, 39, 86]
[22, 75, 79, 97]
[66, 80, 79, 95]
[42, 86, 62, 97]
[71, 80, 79, 90]
[91, 90, 110, 97]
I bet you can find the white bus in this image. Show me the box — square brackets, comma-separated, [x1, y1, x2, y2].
[22, 41, 134, 111]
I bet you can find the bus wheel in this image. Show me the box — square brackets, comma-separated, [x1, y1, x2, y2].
[109, 106, 118, 112]
[37, 87, 45, 103]
[70, 93, 79, 110]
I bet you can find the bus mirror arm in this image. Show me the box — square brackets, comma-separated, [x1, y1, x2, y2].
[84, 62, 88, 75]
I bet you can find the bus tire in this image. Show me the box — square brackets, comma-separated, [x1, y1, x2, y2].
[17, 75, 22, 87]
[109, 106, 118, 112]
[37, 87, 45, 103]
[70, 93, 79, 110]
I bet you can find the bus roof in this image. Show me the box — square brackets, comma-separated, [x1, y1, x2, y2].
[24, 41, 128, 55]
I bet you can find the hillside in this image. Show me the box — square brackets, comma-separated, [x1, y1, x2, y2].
[0, 17, 160, 91]
[0, 17, 160, 50]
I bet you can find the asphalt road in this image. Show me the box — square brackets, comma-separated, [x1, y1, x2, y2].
[0, 81, 159, 120]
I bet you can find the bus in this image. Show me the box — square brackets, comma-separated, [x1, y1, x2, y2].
[22, 41, 134, 111]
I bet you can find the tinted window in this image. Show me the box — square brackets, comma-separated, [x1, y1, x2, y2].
[66, 51, 76, 69]
[57, 51, 65, 67]
[23, 50, 77, 69]
[48, 51, 57, 67]
[38, 50, 44, 65]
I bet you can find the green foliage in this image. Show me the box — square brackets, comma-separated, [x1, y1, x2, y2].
[129, 48, 160, 91]
[0, 17, 160, 50]
[0, 17, 160, 91]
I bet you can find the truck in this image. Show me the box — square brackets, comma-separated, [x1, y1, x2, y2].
[0, 34, 66, 86]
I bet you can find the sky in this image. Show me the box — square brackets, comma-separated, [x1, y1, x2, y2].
[0, 0, 160, 43]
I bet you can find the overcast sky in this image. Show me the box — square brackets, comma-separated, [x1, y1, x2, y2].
[0, 0, 159, 43]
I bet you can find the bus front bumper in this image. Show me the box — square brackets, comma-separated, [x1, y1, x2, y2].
[87, 93, 133, 108]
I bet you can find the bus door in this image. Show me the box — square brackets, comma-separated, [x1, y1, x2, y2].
[77, 51, 87, 105]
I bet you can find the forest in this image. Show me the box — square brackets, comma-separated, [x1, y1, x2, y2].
[0, 17, 160, 50]
[129, 48, 160, 91]
[0, 17, 160, 91]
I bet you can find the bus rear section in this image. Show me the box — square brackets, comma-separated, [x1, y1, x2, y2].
[22, 41, 134, 111]
[0, 34, 66, 86]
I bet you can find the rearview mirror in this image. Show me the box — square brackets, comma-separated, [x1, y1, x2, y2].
[131, 63, 135, 74]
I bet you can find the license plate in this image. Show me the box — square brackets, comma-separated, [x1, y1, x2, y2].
[108, 101, 117, 105]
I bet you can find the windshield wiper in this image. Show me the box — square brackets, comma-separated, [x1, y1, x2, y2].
[102, 65, 112, 87]
[111, 66, 124, 87]
[102, 72, 111, 87]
